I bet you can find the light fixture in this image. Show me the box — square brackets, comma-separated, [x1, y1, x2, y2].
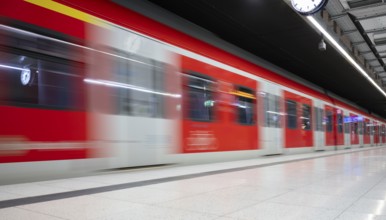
[318, 37, 326, 51]
[307, 16, 386, 97]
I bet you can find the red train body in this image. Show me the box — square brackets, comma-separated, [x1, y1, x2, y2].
[0, 0, 385, 181]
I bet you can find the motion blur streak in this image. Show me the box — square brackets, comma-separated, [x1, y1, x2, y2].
[84, 78, 181, 98]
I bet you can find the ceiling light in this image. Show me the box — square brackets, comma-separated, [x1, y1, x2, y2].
[307, 16, 386, 97]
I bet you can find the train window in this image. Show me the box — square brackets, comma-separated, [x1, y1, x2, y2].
[264, 93, 281, 128]
[0, 51, 84, 110]
[326, 110, 333, 132]
[113, 51, 165, 118]
[236, 86, 255, 125]
[302, 104, 311, 130]
[286, 99, 297, 129]
[344, 115, 350, 134]
[185, 74, 215, 122]
[337, 114, 343, 133]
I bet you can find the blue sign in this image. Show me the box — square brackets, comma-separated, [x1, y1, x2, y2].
[344, 116, 363, 123]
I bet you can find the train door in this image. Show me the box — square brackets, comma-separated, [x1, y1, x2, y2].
[343, 111, 351, 148]
[336, 108, 344, 147]
[325, 105, 335, 147]
[87, 26, 178, 168]
[370, 120, 374, 146]
[363, 118, 370, 147]
[313, 101, 325, 150]
[283, 91, 313, 149]
[374, 122, 380, 146]
[358, 117, 364, 147]
[350, 113, 360, 147]
[260, 83, 283, 155]
[382, 125, 386, 144]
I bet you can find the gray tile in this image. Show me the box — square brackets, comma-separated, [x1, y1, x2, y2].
[159, 194, 260, 215]
[19, 195, 140, 220]
[0, 207, 63, 220]
[225, 202, 340, 220]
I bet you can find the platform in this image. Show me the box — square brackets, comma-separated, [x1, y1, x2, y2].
[1, 147, 386, 219]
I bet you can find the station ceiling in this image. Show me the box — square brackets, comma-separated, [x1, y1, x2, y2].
[142, 0, 386, 118]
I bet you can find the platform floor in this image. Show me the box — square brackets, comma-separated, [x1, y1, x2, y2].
[1, 147, 386, 219]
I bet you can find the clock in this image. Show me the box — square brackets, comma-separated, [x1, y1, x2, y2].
[290, 0, 328, 16]
[21, 67, 31, 86]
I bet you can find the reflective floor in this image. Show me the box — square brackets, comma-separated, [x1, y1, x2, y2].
[2, 147, 386, 219]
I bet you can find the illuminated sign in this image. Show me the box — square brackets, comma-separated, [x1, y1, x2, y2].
[344, 116, 364, 123]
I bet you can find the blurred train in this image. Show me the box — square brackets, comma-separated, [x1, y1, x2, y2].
[0, 0, 385, 182]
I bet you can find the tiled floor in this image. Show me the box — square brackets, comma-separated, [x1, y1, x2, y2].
[2, 147, 386, 219]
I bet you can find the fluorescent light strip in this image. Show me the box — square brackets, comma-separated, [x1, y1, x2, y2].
[84, 78, 181, 98]
[0, 64, 24, 71]
[307, 16, 386, 97]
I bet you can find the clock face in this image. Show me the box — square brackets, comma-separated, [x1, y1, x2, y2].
[291, 0, 328, 15]
[21, 68, 31, 85]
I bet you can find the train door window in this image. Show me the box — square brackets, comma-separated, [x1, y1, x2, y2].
[114, 50, 165, 118]
[313, 107, 318, 130]
[351, 122, 358, 135]
[264, 93, 281, 127]
[314, 107, 324, 131]
[301, 104, 311, 130]
[365, 122, 370, 135]
[286, 99, 297, 129]
[236, 86, 255, 125]
[326, 110, 333, 132]
[370, 124, 374, 135]
[338, 114, 343, 133]
[344, 115, 350, 134]
[185, 73, 215, 122]
[358, 121, 363, 135]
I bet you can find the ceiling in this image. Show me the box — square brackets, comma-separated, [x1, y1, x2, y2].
[120, 0, 386, 118]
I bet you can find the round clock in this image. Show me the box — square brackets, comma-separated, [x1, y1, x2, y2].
[21, 67, 31, 86]
[291, 0, 329, 16]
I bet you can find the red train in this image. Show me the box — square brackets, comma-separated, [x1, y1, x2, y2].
[0, 0, 384, 182]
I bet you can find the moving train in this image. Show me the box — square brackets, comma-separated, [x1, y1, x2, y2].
[0, 0, 385, 181]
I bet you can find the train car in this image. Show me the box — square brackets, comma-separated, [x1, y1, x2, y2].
[0, 0, 385, 183]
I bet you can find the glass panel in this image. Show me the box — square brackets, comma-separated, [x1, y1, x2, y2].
[318, 108, 324, 131]
[302, 104, 311, 130]
[344, 115, 350, 134]
[286, 99, 297, 129]
[185, 74, 215, 122]
[326, 110, 333, 132]
[358, 121, 363, 135]
[0, 52, 83, 110]
[236, 87, 255, 125]
[264, 93, 281, 128]
[114, 51, 165, 118]
[351, 122, 358, 135]
[338, 114, 343, 133]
